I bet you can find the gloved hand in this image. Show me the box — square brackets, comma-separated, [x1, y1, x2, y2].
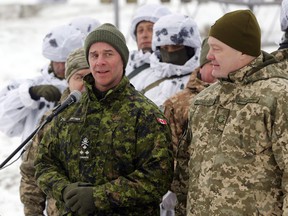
[29, 84, 61, 102]
[63, 182, 95, 215]
[62, 182, 79, 202]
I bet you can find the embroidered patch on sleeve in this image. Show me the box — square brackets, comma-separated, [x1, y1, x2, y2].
[157, 117, 167, 125]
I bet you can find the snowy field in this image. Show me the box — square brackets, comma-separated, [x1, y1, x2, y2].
[0, 0, 282, 215]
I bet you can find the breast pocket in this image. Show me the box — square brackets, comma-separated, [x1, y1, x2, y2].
[194, 97, 230, 132]
[233, 96, 272, 155]
[192, 97, 220, 131]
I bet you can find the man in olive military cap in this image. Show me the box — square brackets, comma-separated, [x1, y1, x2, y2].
[187, 10, 288, 215]
[35, 23, 173, 216]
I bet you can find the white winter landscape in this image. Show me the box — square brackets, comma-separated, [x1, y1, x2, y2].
[0, 0, 282, 215]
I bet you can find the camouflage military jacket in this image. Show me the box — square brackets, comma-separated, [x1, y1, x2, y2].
[187, 52, 288, 215]
[271, 47, 288, 61]
[163, 69, 209, 154]
[20, 89, 70, 216]
[35, 75, 173, 216]
[163, 69, 209, 216]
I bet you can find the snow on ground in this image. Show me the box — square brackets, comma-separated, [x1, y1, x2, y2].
[0, 0, 281, 215]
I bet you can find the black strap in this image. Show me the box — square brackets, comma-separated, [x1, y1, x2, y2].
[141, 74, 188, 95]
[127, 63, 150, 80]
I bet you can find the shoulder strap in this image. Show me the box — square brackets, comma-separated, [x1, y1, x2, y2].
[127, 63, 150, 80]
[141, 74, 188, 95]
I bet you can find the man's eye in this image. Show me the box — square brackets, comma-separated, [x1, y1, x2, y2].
[74, 75, 83, 81]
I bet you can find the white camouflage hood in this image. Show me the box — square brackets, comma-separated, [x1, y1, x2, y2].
[130, 3, 171, 41]
[150, 13, 201, 77]
[42, 24, 85, 62]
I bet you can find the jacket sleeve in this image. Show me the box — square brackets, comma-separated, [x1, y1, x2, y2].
[163, 98, 180, 155]
[20, 140, 46, 215]
[0, 80, 36, 137]
[20, 112, 56, 215]
[271, 98, 288, 215]
[35, 118, 71, 203]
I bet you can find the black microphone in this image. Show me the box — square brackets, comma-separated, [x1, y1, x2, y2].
[46, 90, 82, 122]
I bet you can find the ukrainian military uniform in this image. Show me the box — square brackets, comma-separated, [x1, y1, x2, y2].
[35, 74, 173, 215]
[163, 70, 209, 216]
[187, 52, 288, 215]
[20, 134, 60, 216]
[164, 69, 209, 154]
[271, 47, 288, 61]
[20, 89, 70, 216]
[20, 136, 47, 215]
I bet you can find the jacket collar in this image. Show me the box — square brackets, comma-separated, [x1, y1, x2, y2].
[220, 51, 279, 84]
[84, 73, 130, 102]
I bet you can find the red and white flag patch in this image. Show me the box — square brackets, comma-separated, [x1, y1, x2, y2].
[157, 117, 167, 125]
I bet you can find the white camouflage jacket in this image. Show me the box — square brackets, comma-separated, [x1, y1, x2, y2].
[141, 49, 200, 108]
[0, 64, 67, 141]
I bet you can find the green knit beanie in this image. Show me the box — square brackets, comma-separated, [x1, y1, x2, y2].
[200, 37, 210, 68]
[65, 47, 89, 82]
[84, 23, 129, 69]
[209, 10, 261, 57]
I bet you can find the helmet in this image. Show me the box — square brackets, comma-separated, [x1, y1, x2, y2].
[130, 4, 171, 41]
[42, 24, 85, 62]
[152, 13, 201, 51]
[69, 16, 101, 36]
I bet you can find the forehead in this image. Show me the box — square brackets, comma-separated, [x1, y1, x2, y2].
[52, 61, 65, 65]
[208, 36, 222, 46]
[208, 36, 240, 53]
[73, 68, 90, 76]
[136, 21, 154, 29]
[89, 42, 116, 52]
[208, 36, 231, 50]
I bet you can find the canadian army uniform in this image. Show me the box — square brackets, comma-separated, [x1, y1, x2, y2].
[35, 74, 174, 215]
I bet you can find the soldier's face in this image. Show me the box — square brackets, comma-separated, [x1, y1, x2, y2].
[52, 61, 66, 79]
[136, 21, 153, 53]
[88, 42, 124, 92]
[68, 69, 90, 93]
[207, 36, 245, 79]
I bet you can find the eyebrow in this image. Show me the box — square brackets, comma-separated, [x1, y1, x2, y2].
[103, 49, 114, 53]
[89, 49, 114, 54]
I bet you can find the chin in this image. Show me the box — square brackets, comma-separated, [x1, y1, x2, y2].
[141, 47, 152, 53]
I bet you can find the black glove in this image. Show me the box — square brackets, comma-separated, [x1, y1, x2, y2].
[29, 85, 61, 102]
[63, 182, 95, 215]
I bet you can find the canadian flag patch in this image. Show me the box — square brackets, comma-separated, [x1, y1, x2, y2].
[157, 117, 167, 125]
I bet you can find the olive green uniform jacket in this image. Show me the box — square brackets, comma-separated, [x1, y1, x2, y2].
[187, 52, 288, 215]
[35, 75, 173, 215]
